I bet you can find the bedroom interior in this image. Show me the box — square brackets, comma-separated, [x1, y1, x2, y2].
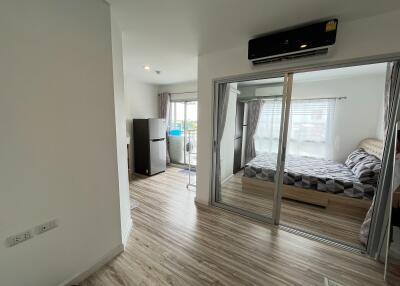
[216, 62, 389, 249]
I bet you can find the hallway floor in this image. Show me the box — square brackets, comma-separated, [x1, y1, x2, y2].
[220, 172, 365, 248]
[81, 168, 386, 286]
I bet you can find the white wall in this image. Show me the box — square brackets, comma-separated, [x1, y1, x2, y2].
[196, 9, 400, 205]
[126, 80, 159, 121]
[220, 84, 237, 182]
[111, 8, 132, 246]
[0, 1, 123, 285]
[238, 84, 283, 99]
[159, 81, 198, 101]
[125, 79, 159, 170]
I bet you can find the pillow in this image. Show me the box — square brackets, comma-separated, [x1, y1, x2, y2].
[351, 154, 381, 180]
[345, 148, 369, 168]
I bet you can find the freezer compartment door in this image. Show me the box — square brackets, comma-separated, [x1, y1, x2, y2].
[148, 118, 166, 140]
[233, 137, 242, 173]
[149, 139, 166, 175]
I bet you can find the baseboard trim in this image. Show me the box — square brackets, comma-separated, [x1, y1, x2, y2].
[194, 197, 209, 206]
[59, 243, 124, 286]
[122, 217, 133, 248]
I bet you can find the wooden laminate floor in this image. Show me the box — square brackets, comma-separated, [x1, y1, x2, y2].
[220, 173, 364, 248]
[81, 167, 386, 286]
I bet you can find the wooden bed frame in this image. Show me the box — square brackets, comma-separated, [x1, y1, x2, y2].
[241, 176, 371, 219]
[241, 138, 384, 220]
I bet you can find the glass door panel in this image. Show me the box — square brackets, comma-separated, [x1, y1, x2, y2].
[279, 63, 388, 249]
[214, 76, 290, 222]
[169, 102, 185, 164]
[168, 100, 198, 168]
[185, 101, 198, 167]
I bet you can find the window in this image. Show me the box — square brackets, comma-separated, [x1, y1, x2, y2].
[169, 101, 185, 134]
[254, 99, 282, 155]
[254, 98, 336, 159]
[168, 101, 198, 165]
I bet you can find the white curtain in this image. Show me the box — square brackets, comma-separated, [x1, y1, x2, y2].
[287, 99, 336, 159]
[254, 98, 336, 159]
[254, 99, 282, 155]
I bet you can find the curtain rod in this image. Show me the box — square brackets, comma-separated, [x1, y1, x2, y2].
[167, 87, 241, 95]
[169, 91, 197, 95]
[239, 96, 347, 102]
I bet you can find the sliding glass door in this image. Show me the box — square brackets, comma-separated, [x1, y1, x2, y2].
[278, 64, 389, 249]
[185, 101, 198, 167]
[213, 75, 292, 222]
[169, 100, 198, 167]
[212, 61, 397, 253]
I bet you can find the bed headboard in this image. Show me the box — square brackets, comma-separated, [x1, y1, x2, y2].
[358, 138, 384, 159]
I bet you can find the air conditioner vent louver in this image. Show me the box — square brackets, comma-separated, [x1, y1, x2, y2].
[252, 48, 328, 65]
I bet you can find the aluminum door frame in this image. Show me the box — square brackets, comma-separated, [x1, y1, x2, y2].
[273, 73, 293, 224]
[211, 73, 293, 224]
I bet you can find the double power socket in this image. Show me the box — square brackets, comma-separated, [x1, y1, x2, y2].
[6, 220, 58, 247]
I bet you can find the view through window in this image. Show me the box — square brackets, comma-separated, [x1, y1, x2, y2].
[254, 98, 336, 159]
[168, 101, 198, 166]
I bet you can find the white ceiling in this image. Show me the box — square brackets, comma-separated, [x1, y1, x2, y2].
[238, 62, 388, 86]
[108, 0, 400, 85]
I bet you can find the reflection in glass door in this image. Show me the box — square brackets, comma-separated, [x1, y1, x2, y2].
[213, 75, 292, 222]
[168, 101, 198, 167]
[212, 61, 400, 254]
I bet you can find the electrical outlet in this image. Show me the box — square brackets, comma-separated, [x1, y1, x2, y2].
[35, 219, 57, 235]
[6, 230, 33, 247]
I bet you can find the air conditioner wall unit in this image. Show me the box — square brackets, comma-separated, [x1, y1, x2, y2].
[248, 19, 338, 65]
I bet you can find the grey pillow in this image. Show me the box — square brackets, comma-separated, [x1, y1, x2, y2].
[345, 148, 369, 168]
[351, 154, 381, 179]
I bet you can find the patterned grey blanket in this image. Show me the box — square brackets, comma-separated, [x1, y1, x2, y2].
[244, 153, 377, 200]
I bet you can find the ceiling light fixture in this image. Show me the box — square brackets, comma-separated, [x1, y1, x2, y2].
[300, 44, 307, 48]
[144, 65, 150, 71]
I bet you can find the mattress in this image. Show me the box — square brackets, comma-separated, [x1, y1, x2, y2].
[243, 153, 376, 200]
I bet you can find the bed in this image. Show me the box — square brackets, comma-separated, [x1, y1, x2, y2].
[241, 138, 383, 219]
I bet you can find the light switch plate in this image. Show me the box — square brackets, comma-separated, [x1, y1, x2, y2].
[35, 219, 57, 235]
[6, 230, 33, 247]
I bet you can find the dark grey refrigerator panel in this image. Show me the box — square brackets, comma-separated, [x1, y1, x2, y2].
[133, 118, 166, 176]
[233, 137, 242, 173]
[235, 101, 244, 139]
[233, 100, 246, 173]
